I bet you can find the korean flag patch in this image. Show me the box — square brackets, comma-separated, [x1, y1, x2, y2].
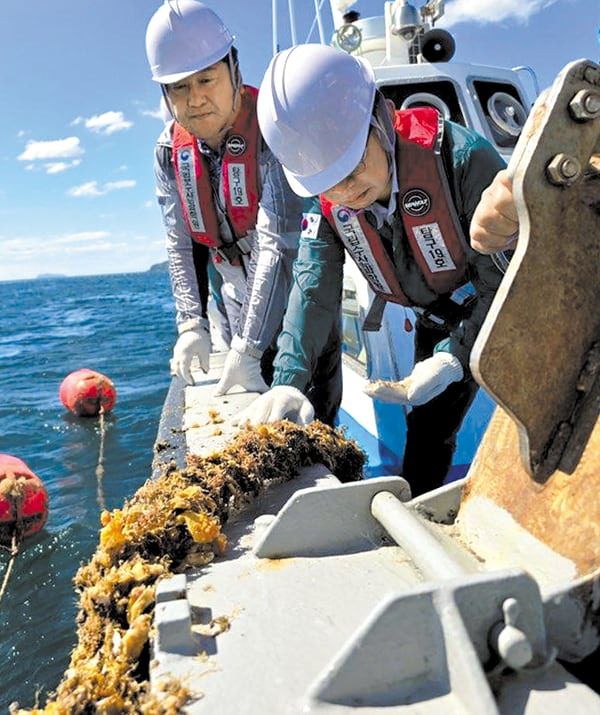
[301, 212, 321, 239]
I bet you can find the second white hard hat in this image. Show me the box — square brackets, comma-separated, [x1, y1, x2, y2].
[145, 0, 234, 84]
[257, 44, 376, 197]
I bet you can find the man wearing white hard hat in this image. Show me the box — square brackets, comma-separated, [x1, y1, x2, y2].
[245, 43, 510, 495]
[146, 1, 309, 403]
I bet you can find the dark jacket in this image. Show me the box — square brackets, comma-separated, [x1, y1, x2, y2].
[272, 120, 507, 391]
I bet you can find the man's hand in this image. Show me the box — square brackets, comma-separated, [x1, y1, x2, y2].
[233, 385, 315, 425]
[470, 169, 519, 254]
[213, 348, 269, 396]
[170, 322, 211, 385]
[363, 353, 464, 406]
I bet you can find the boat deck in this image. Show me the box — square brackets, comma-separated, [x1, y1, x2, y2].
[149, 355, 600, 714]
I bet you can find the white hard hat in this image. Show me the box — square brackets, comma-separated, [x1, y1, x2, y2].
[257, 44, 376, 197]
[159, 95, 173, 123]
[145, 0, 234, 84]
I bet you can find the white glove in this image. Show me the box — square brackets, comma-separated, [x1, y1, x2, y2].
[233, 385, 315, 426]
[213, 348, 269, 396]
[170, 322, 211, 385]
[363, 353, 464, 406]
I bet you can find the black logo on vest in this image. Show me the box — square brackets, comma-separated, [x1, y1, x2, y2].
[402, 189, 431, 217]
[226, 134, 246, 156]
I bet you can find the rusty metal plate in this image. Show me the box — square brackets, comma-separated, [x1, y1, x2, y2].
[470, 59, 600, 481]
[462, 406, 600, 578]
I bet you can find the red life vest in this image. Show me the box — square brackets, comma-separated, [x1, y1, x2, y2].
[172, 85, 261, 252]
[321, 107, 468, 307]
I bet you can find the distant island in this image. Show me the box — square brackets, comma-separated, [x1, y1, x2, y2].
[30, 263, 168, 280]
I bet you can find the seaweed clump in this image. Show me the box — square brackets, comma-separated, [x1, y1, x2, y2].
[12, 420, 364, 715]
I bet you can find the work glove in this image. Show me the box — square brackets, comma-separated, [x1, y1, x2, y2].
[170, 320, 211, 385]
[233, 386, 315, 426]
[213, 348, 269, 396]
[363, 353, 464, 406]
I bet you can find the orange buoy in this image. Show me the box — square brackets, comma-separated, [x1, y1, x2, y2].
[59, 368, 117, 417]
[0, 454, 49, 546]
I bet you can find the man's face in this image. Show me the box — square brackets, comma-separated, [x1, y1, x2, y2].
[166, 60, 235, 147]
[322, 130, 392, 210]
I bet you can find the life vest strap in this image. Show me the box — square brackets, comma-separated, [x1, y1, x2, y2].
[363, 295, 388, 332]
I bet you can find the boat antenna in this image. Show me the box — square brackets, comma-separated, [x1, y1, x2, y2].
[272, 0, 279, 54]
[288, 0, 298, 45]
[314, 0, 326, 43]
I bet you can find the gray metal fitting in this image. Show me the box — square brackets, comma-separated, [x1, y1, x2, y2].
[584, 64, 600, 86]
[569, 89, 600, 121]
[546, 153, 582, 186]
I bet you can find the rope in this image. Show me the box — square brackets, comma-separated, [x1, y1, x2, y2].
[0, 478, 25, 607]
[0, 532, 19, 607]
[96, 407, 106, 511]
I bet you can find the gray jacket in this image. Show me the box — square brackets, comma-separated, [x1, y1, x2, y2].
[154, 120, 302, 357]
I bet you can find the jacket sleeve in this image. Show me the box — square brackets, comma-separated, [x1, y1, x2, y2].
[231, 145, 303, 357]
[437, 123, 508, 371]
[272, 197, 346, 391]
[154, 128, 207, 333]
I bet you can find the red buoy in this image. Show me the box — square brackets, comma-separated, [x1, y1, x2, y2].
[59, 369, 117, 417]
[0, 454, 49, 546]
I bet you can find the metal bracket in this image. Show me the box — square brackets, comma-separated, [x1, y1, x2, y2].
[306, 569, 549, 712]
[471, 59, 600, 481]
[253, 476, 411, 558]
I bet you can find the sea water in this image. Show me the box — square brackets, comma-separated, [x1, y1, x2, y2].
[0, 271, 174, 709]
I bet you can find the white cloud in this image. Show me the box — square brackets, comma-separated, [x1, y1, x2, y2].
[443, 0, 556, 26]
[73, 110, 133, 135]
[105, 180, 136, 191]
[45, 159, 82, 174]
[68, 181, 102, 197]
[141, 107, 163, 120]
[67, 179, 137, 197]
[46, 162, 70, 174]
[54, 231, 110, 244]
[18, 136, 84, 162]
[0, 231, 111, 262]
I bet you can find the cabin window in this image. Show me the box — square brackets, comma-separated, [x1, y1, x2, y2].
[341, 279, 366, 364]
[380, 79, 465, 126]
[470, 80, 529, 148]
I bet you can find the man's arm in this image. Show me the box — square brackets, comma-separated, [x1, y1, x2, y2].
[154, 136, 211, 382]
[154, 139, 207, 328]
[233, 201, 345, 423]
[212, 146, 304, 396]
[443, 124, 508, 371]
[230, 148, 303, 358]
[272, 200, 346, 392]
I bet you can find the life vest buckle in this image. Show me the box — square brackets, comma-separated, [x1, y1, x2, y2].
[236, 237, 252, 255]
[216, 237, 251, 265]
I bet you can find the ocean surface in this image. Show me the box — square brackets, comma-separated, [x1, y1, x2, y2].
[0, 271, 175, 710]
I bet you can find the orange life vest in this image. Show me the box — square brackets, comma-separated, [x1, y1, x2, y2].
[321, 107, 468, 307]
[172, 85, 261, 257]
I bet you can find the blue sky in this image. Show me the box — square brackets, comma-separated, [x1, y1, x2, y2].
[0, 0, 597, 281]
